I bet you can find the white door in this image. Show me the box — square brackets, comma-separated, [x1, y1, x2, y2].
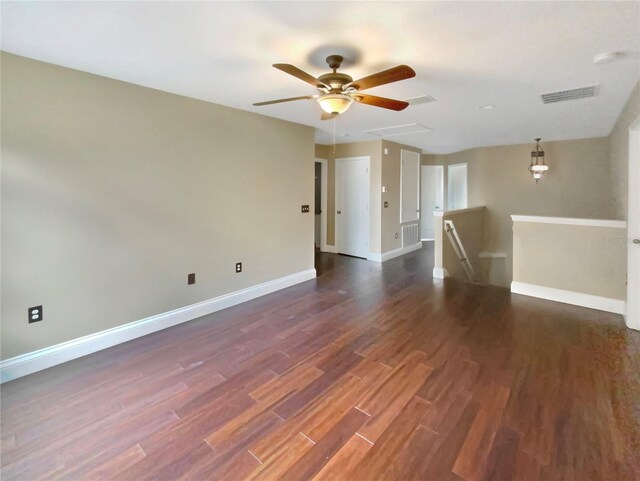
[627, 117, 640, 330]
[420, 165, 444, 239]
[400, 150, 420, 223]
[448, 163, 468, 210]
[336, 157, 370, 258]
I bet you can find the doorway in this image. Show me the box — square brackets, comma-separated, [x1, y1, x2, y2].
[315, 158, 328, 252]
[448, 163, 468, 210]
[421, 165, 444, 240]
[627, 116, 640, 330]
[335, 156, 370, 259]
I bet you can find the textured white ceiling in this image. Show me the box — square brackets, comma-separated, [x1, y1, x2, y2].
[2, 1, 639, 153]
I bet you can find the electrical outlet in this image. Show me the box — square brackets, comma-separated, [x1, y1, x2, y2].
[236, 262, 242, 273]
[301, 205, 310, 213]
[188, 273, 196, 285]
[29, 305, 43, 323]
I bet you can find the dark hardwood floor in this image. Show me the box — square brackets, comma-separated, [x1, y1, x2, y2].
[2, 245, 639, 480]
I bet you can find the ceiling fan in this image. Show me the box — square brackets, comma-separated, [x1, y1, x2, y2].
[253, 55, 416, 120]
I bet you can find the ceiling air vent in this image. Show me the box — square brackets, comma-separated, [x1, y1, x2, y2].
[406, 95, 436, 106]
[541, 85, 599, 104]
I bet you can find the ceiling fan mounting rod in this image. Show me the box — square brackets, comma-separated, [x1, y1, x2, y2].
[326, 54, 344, 72]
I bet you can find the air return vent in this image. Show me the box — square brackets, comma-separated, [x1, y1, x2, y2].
[541, 85, 599, 104]
[402, 224, 419, 248]
[363, 123, 433, 137]
[406, 95, 436, 106]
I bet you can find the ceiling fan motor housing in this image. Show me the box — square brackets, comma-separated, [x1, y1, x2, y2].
[318, 72, 353, 91]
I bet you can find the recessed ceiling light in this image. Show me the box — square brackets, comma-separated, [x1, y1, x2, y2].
[593, 52, 623, 65]
[478, 104, 495, 110]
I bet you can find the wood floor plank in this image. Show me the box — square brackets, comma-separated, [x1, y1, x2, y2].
[452, 382, 511, 481]
[244, 433, 314, 480]
[282, 407, 369, 481]
[82, 443, 146, 481]
[347, 396, 431, 480]
[309, 433, 373, 481]
[249, 373, 362, 461]
[380, 425, 440, 481]
[480, 426, 521, 481]
[356, 353, 433, 443]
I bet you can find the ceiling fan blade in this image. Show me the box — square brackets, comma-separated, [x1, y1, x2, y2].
[253, 95, 315, 106]
[273, 64, 328, 89]
[353, 93, 409, 111]
[321, 112, 337, 121]
[347, 65, 416, 91]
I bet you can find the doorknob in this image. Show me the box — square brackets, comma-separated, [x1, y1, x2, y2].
[337, 210, 342, 214]
[634, 239, 640, 244]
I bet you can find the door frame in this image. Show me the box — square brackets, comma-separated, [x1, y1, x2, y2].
[626, 115, 640, 330]
[335, 156, 370, 258]
[315, 158, 328, 252]
[420, 165, 444, 241]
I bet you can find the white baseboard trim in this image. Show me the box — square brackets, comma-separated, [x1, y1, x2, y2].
[0, 268, 317, 383]
[323, 245, 337, 253]
[510, 281, 625, 315]
[368, 242, 423, 263]
[433, 267, 450, 279]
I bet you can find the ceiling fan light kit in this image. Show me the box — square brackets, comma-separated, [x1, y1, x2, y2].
[254, 54, 415, 119]
[318, 93, 353, 114]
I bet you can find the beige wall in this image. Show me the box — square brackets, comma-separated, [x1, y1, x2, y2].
[381, 140, 422, 252]
[1, 53, 315, 360]
[423, 137, 613, 286]
[609, 81, 640, 220]
[513, 220, 626, 300]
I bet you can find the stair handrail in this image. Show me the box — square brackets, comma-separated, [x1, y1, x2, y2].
[443, 219, 478, 283]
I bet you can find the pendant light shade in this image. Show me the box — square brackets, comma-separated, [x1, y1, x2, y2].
[317, 94, 353, 115]
[529, 138, 548, 183]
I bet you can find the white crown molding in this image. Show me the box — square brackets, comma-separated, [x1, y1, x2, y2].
[511, 281, 625, 315]
[368, 242, 423, 263]
[0, 268, 317, 383]
[511, 215, 626, 229]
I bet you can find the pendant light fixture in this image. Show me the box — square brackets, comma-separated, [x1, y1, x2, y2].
[529, 138, 548, 183]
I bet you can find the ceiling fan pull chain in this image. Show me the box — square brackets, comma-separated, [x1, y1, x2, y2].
[333, 117, 338, 153]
